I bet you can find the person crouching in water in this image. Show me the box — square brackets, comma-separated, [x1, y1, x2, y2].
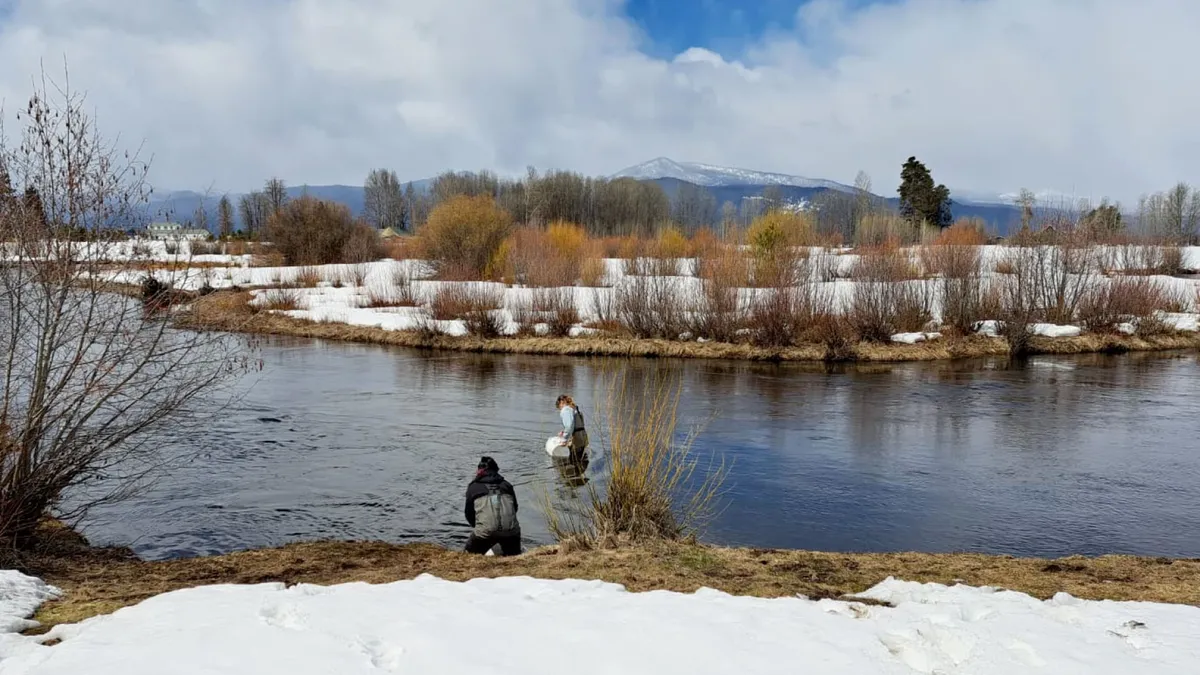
[556, 394, 588, 461]
[464, 456, 521, 556]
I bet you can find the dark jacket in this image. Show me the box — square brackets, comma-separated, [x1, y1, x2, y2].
[464, 470, 519, 536]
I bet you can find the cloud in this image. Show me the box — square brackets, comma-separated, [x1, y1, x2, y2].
[0, 0, 1196, 203]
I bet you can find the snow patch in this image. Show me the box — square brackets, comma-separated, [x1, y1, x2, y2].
[3, 574, 1200, 673]
[891, 332, 942, 345]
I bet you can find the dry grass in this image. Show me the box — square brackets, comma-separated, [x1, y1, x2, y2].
[18, 524, 1200, 634]
[256, 288, 302, 311]
[295, 266, 323, 287]
[176, 291, 1200, 362]
[542, 371, 725, 547]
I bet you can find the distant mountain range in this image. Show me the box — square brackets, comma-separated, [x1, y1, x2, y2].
[144, 158, 1025, 235]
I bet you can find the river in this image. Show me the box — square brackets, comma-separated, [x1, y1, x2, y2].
[81, 337, 1200, 561]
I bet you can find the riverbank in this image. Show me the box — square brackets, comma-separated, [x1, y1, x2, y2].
[175, 290, 1200, 362]
[14, 523, 1200, 634]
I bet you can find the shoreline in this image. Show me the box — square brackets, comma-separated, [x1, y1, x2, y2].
[16, 524, 1200, 633]
[175, 291, 1200, 363]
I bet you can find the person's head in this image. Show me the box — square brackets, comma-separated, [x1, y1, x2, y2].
[555, 394, 575, 410]
[476, 456, 499, 477]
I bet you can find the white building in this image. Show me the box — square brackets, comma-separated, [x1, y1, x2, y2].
[145, 222, 210, 241]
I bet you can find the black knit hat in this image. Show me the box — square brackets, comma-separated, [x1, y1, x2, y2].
[478, 456, 499, 472]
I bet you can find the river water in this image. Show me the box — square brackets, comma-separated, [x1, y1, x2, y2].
[81, 337, 1200, 561]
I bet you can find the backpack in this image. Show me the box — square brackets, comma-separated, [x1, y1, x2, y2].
[475, 484, 519, 537]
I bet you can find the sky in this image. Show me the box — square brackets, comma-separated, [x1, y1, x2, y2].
[0, 0, 1196, 203]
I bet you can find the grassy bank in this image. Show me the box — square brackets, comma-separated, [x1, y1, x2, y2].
[17, 524, 1200, 633]
[175, 290, 1200, 362]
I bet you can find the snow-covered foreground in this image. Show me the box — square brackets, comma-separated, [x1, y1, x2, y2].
[1, 571, 1198, 674]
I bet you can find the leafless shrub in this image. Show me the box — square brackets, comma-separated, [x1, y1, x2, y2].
[689, 248, 748, 342]
[0, 66, 249, 547]
[542, 288, 580, 337]
[1078, 277, 1184, 334]
[1116, 244, 1186, 276]
[851, 245, 920, 282]
[850, 279, 933, 341]
[589, 288, 619, 332]
[614, 275, 683, 339]
[460, 285, 507, 338]
[295, 266, 323, 287]
[350, 263, 371, 288]
[508, 295, 537, 336]
[746, 283, 836, 347]
[921, 245, 985, 332]
[428, 284, 477, 321]
[810, 250, 839, 282]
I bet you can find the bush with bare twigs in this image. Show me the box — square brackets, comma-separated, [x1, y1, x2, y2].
[541, 288, 580, 337]
[920, 244, 985, 332]
[933, 219, 989, 246]
[498, 221, 589, 287]
[419, 194, 513, 279]
[507, 295, 537, 336]
[349, 263, 371, 287]
[265, 196, 381, 266]
[1078, 277, 1185, 335]
[589, 288, 620, 332]
[744, 281, 838, 348]
[294, 266, 323, 287]
[580, 256, 608, 287]
[0, 67, 251, 547]
[689, 247, 748, 343]
[850, 280, 933, 341]
[540, 371, 725, 548]
[854, 212, 921, 247]
[613, 275, 684, 339]
[426, 284, 505, 337]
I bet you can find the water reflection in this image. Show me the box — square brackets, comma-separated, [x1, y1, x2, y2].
[77, 337, 1200, 561]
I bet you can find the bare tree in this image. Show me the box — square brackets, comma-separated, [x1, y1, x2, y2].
[192, 204, 209, 234]
[0, 68, 250, 547]
[217, 195, 234, 238]
[363, 168, 405, 231]
[238, 191, 270, 237]
[264, 177, 288, 218]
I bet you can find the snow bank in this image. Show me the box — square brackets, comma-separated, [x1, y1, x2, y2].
[0, 571, 61, 659]
[2, 574, 1199, 674]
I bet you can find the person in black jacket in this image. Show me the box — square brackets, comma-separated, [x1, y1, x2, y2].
[463, 456, 522, 556]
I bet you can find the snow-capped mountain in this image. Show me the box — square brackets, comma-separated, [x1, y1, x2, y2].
[612, 157, 856, 193]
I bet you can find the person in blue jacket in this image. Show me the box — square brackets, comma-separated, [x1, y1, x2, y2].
[556, 394, 588, 460]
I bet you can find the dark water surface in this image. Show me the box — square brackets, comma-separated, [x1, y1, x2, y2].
[82, 338, 1200, 560]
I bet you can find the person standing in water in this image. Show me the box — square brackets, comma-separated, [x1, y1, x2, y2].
[556, 394, 588, 459]
[463, 456, 522, 556]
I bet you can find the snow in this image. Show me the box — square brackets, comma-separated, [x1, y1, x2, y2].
[1030, 323, 1083, 338]
[25, 237, 1196, 343]
[0, 572, 61, 658]
[2, 573, 1199, 674]
[610, 157, 855, 192]
[891, 332, 942, 344]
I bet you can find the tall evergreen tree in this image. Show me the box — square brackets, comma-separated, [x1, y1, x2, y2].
[898, 156, 952, 228]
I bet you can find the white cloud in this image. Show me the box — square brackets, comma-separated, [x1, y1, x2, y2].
[0, 0, 1196, 203]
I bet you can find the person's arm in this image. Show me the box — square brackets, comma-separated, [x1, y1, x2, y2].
[559, 406, 574, 437]
[464, 486, 477, 527]
[503, 480, 518, 512]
